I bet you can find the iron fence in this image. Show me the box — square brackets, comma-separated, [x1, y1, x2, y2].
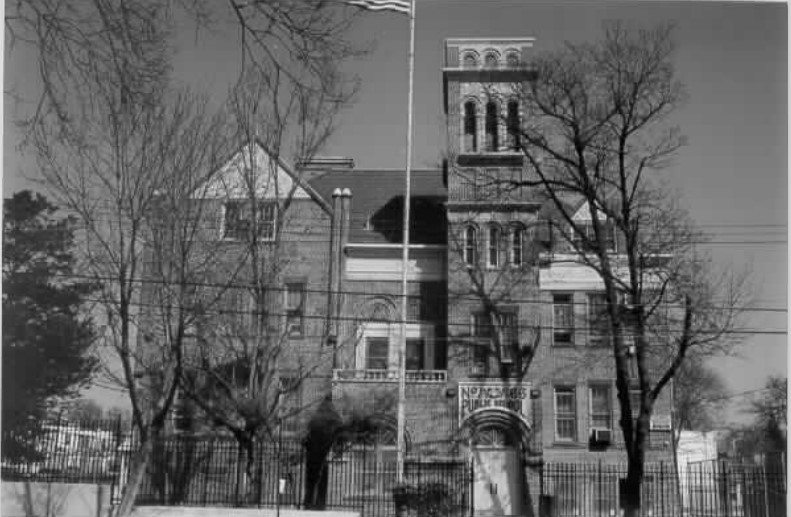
[541, 462, 681, 517]
[134, 435, 472, 517]
[684, 460, 786, 517]
[1, 417, 126, 484]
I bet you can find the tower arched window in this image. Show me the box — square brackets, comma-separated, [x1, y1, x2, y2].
[485, 101, 499, 152]
[488, 224, 501, 268]
[463, 52, 478, 69]
[464, 101, 478, 153]
[506, 51, 520, 68]
[484, 52, 499, 69]
[511, 224, 525, 266]
[507, 100, 520, 151]
[463, 225, 477, 266]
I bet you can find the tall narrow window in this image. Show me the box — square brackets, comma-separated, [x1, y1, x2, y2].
[487, 224, 501, 267]
[587, 293, 609, 346]
[464, 101, 478, 153]
[471, 313, 493, 376]
[366, 337, 389, 370]
[485, 101, 499, 152]
[589, 385, 613, 430]
[463, 225, 477, 266]
[511, 225, 525, 266]
[405, 338, 425, 370]
[285, 282, 306, 336]
[498, 311, 518, 364]
[553, 294, 574, 345]
[507, 101, 520, 150]
[554, 386, 577, 441]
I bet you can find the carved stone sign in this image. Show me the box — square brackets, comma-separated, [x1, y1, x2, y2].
[459, 381, 532, 423]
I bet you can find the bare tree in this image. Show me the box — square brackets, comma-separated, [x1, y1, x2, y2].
[672, 356, 728, 433]
[492, 22, 747, 515]
[175, 65, 349, 502]
[8, 0, 362, 512]
[18, 3, 233, 514]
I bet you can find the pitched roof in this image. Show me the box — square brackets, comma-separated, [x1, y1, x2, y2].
[308, 169, 446, 244]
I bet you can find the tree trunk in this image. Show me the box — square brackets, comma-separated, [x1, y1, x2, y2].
[115, 439, 153, 517]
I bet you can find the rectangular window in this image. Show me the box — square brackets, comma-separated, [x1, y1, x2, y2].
[471, 313, 492, 375]
[573, 221, 615, 252]
[629, 388, 642, 422]
[405, 338, 425, 370]
[587, 293, 610, 346]
[499, 312, 518, 364]
[223, 201, 277, 241]
[554, 386, 577, 441]
[589, 385, 613, 430]
[285, 282, 306, 336]
[365, 337, 389, 370]
[279, 375, 302, 434]
[553, 294, 574, 345]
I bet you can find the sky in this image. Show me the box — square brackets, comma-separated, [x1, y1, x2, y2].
[3, 1, 787, 424]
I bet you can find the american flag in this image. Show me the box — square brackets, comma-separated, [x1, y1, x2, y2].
[346, 0, 411, 15]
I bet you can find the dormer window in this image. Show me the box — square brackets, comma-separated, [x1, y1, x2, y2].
[574, 220, 616, 252]
[223, 200, 277, 241]
[485, 101, 499, 152]
[505, 51, 520, 68]
[463, 100, 478, 153]
[484, 52, 499, 69]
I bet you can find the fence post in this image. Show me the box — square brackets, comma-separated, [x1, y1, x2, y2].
[761, 460, 770, 517]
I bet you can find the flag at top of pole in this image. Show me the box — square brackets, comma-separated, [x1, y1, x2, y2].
[346, 0, 411, 14]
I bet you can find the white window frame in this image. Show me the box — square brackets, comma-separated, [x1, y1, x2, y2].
[510, 224, 525, 267]
[355, 322, 435, 371]
[284, 282, 307, 337]
[221, 200, 277, 241]
[552, 293, 574, 346]
[554, 386, 577, 442]
[463, 225, 477, 266]
[589, 384, 613, 431]
[487, 224, 501, 268]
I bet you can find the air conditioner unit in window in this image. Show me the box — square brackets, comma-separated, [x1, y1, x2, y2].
[590, 428, 613, 445]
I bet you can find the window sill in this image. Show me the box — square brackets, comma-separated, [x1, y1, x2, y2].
[551, 441, 585, 448]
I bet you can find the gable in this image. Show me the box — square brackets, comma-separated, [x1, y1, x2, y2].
[195, 143, 312, 201]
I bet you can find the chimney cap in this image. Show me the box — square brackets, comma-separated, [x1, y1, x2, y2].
[332, 188, 342, 197]
[341, 188, 352, 197]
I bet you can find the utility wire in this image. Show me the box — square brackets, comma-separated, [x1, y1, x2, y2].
[38, 270, 788, 314]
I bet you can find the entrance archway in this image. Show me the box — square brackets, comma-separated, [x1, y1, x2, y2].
[461, 409, 531, 517]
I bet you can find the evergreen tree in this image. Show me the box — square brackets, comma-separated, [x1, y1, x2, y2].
[3, 190, 98, 445]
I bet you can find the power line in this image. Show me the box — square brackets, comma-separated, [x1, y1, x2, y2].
[77, 294, 788, 336]
[41, 270, 788, 314]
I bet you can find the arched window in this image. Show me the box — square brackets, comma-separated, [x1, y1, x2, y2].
[463, 52, 478, 69]
[511, 224, 525, 266]
[505, 51, 520, 68]
[463, 101, 478, 153]
[463, 225, 477, 266]
[488, 224, 501, 268]
[507, 100, 520, 150]
[485, 101, 499, 152]
[484, 52, 499, 69]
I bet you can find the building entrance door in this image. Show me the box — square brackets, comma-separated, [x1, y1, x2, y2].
[471, 427, 523, 516]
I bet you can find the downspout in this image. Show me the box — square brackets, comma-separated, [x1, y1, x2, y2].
[327, 189, 342, 371]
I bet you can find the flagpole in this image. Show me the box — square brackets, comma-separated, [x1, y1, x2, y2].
[396, 0, 416, 485]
